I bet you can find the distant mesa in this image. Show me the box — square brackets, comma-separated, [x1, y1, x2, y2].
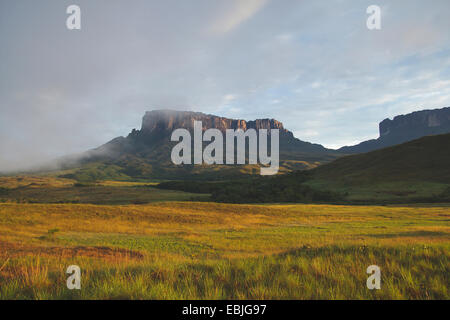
[104, 109, 333, 156]
[339, 106, 450, 153]
[33, 107, 450, 180]
[139, 110, 286, 134]
[55, 110, 338, 180]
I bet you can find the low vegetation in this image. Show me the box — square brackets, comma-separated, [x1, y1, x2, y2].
[0, 176, 208, 205]
[157, 134, 450, 204]
[0, 202, 448, 299]
[157, 171, 342, 203]
[0, 134, 449, 300]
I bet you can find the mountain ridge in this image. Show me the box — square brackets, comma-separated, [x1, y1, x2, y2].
[339, 106, 450, 153]
[12, 107, 450, 181]
[56, 110, 339, 181]
[159, 133, 450, 204]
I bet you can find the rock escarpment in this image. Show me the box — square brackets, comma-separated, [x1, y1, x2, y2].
[339, 107, 450, 153]
[139, 110, 287, 134]
[64, 109, 336, 180]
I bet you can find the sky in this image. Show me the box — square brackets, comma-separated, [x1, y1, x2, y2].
[1, 0, 450, 171]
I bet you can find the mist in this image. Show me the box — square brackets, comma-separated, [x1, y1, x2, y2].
[1, 0, 450, 172]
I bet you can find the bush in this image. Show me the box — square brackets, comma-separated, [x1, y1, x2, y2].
[74, 182, 96, 187]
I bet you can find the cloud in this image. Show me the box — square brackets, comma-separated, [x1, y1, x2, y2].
[208, 0, 268, 35]
[0, 0, 450, 170]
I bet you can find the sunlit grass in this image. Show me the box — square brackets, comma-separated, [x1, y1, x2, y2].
[0, 202, 449, 299]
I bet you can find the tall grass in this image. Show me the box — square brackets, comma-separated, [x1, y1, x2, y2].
[0, 202, 449, 299]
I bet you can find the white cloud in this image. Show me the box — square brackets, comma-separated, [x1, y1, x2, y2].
[1, 0, 450, 170]
[208, 0, 268, 35]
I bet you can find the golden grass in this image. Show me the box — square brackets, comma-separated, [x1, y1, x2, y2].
[0, 202, 448, 299]
[0, 176, 161, 189]
[97, 181, 158, 187]
[0, 176, 75, 189]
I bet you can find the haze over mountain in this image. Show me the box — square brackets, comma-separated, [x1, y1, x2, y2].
[57, 110, 339, 181]
[90, 110, 336, 160]
[16, 106, 450, 181]
[339, 107, 450, 153]
[2, 1, 450, 173]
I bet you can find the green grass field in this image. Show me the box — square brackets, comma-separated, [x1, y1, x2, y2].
[0, 176, 209, 205]
[0, 201, 448, 299]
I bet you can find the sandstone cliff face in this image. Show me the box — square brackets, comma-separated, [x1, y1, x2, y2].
[55, 110, 339, 180]
[104, 109, 332, 158]
[379, 107, 450, 138]
[340, 107, 450, 154]
[140, 110, 287, 134]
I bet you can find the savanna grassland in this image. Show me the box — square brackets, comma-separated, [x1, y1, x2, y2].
[0, 198, 449, 299]
[0, 176, 208, 205]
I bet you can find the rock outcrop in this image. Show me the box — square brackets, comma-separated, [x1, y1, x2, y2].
[121, 110, 330, 154]
[339, 107, 450, 153]
[379, 107, 450, 138]
[139, 110, 287, 134]
[59, 109, 336, 179]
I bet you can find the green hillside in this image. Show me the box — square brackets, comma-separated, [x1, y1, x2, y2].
[157, 134, 450, 204]
[314, 133, 450, 185]
[45, 110, 340, 182]
[305, 133, 450, 203]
